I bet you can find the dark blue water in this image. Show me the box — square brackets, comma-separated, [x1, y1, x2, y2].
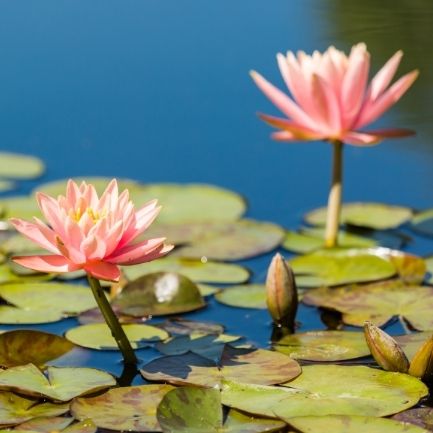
[0, 0, 433, 380]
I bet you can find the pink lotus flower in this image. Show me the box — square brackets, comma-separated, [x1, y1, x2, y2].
[10, 179, 173, 281]
[251, 43, 418, 145]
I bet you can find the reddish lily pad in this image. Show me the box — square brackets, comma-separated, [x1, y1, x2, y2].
[141, 346, 301, 387]
[70, 384, 175, 431]
[392, 408, 433, 431]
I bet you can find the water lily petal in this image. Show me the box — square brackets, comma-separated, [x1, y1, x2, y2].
[107, 237, 168, 265]
[84, 261, 121, 281]
[369, 50, 403, 100]
[12, 254, 80, 273]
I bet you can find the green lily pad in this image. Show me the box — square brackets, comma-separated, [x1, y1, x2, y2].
[0, 196, 42, 220]
[215, 284, 267, 309]
[424, 256, 433, 284]
[0, 264, 52, 285]
[0, 152, 44, 180]
[305, 202, 413, 230]
[65, 323, 168, 350]
[0, 364, 115, 401]
[273, 330, 370, 361]
[141, 346, 301, 387]
[411, 210, 433, 237]
[0, 307, 67, 324]
[112, 272, 205, 317]
[0, 180, 15, 193]
[303, 281, 433, 330]
[392, 407, 433, 431]
[0, 392, 69, 427]
[172, 220, 285, 261]
[0, 330, 75, 368]
[1, 234, 45, 255]
[157, 386, 286, 433]
[395, 332, 433, 361]
[12, 417, 96, 433]
[70, 384, 175, 431]
[158, 318, 225, 336]
[286, 415, 429, 433]
[222, 365, 427, 418]
[197, 283, 219, 296]
[290, 248, 396, 287]
[122, 257, 250, 284]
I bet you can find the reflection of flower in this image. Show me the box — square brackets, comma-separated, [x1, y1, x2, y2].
[251, 43, 418, 145]
[11, 179, 173, 281]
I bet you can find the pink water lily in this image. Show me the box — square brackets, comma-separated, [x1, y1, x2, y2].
[10, 179, 173, 281]
[251, 43, 418, 145]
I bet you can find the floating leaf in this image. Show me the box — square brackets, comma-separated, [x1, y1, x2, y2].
[70, 385, 174, 432]
[65, 323, 168, 350]
[0, 180, 15, 193]
[290, 248, 396, 287]
[0, 392, 69, 427]
[273, 331, 370, 361]
[112, 272, 205, 317]
[411, 210, 433, 237]
[12, 417, 94, 433]
[122, 257, 249, 284]
[286, 415, 428, 433]
[0, 264, 52, 285]
[197, 283, 219, 296]
[0, 152, 44, 180]
[0, 196, 42, 220]
[215, 285, 267, 309]
[395, 332, 433, 361]
[141, 346, 301, 387]
[0, 234, 47, 256]
[0, 307, 66, 325]
[303, 281, 433, 330]
[0, 364, 115, 401]
[424, 256, 433, 284]
[158, 318, 225, 336]
[305, 202, 413, 229]
[222, 365, 427, 418]
[157, 386, 286, 433]
[392, 407, 433, 431]
[0, 330, 75, 368]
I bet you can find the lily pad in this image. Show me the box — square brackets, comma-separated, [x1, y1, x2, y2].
[112, 272, 205, 317]
[424, 256, 433, 284]
[0, 196, 42, 220]
[65, 323, 168, 350]
[70, 384, 175, 432]
[122, 257, 249, 284]
[141, 346, 301, 387]
[0, 152, 44, 180]
[0, 392, 69, 427]
[197, 283, 219, 296]
[0, 364, 115, 401]
[273, 330, 370, 361]
[303, 281, 433, 330]
[0, 330, 75, 368]
[395, 332, 433, 361]
[158, 318, 225, 336]
[305, 202, 413, 230]
[1, 234, 46, 255]
[411, 210, 433, 237]
[215, 285, 267, 309]
[0, 180, 15, 193]
[157, 386, 286, 433]
[290, 248, 396, 287]
[286, 415, 429, 433]
[12, 417, 96, 433]
[221, 365, 427, 418]
[0, 264, 52, 285]
[392, 407, 433, 431]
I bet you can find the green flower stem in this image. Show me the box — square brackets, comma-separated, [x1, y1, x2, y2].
[87, 274, 137, 365]
[325, 140, 344, 248]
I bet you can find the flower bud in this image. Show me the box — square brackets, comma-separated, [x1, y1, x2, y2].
[364, 321, 409, 373]
[409, 336, 433, 383]
[266, 253, 298, 332]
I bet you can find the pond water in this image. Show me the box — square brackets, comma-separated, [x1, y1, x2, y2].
[1, 0, 433, 424]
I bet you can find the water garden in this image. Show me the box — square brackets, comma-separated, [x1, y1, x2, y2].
[1, 1, 433, 432]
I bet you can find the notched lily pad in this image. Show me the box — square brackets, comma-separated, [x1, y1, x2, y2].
[0, 152, 45, 180]
[141, 346, 301, 387]
[65, 323, 168, 350]
[112, 272, 205, 317]
[70, 384, 175, 432]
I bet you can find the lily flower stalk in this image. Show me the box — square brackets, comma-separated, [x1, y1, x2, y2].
[251, 43, 418, 247]
[10, 179, 173, 365]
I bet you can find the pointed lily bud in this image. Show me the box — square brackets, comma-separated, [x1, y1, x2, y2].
[364, 321, 409, 373]
[409, 336, 433, 383]
[266, 253, 298, 332]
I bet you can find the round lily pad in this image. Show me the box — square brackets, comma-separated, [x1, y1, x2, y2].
[305, 202, 413, 230]
[392, 407, 433, 431]
[0, 330, 75, 368]
[141, 346, 301, 387]
[0, 152, 44, 180]
[0, 364, 116, 401]
[112, 272, 205, 317]
[0, 307, 66, 325]
[215, 284, 267, 309]
[65, 323, 168, 350]
[70, 385, 175, 431]
[273, 331, 370, 361]
[122, 257, 250, 284]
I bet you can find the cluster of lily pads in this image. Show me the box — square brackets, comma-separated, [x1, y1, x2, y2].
[2, 151, 433, 432]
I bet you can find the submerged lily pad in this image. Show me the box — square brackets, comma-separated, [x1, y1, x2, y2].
[158, 318, 225, 336]
[305, 202, 413, 230]
[273, 331, 370, 361]
[122, 257, 249, 284]
[65, 323, 168, 350]
[0, 152, 44, 180]
[70, 385, 175, 432]
[0, 392, 69, 427]
[112, 272, 205, 317]
[0, 330, 75, 368]
[141, 346, 301, 387]
[0, 364, 115, 401]
[303, 281, 433, 330]
[215, 285, 267, 309]
[392, 407, 433, 431]
[222, 365, 427, 418]
[157, 386, 286, 433]
[411, 210, 433, 237]
[286, 415, 428, 433]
